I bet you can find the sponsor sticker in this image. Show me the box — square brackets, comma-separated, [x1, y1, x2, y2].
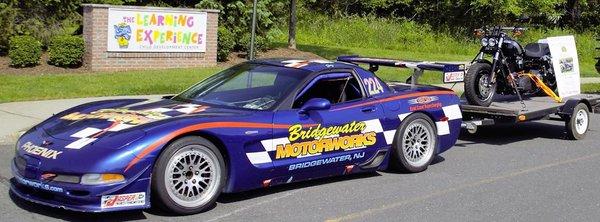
[443, 64, 465, 83]
[275, 121, 377, 159]
[443, 71, 465, 83]
[409, 102, 443, 112]
[282, 59, 333, 68]
[21, 141, 62, 159]
[101, 192, 146, 209]
[15, 176, 64, 193]
[288, 152, 365, 171]
[408, 96, 439, 105]
[61, 109, 170, 125]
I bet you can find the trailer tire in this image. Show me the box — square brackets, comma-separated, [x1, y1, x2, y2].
[566, 103, 590, 140]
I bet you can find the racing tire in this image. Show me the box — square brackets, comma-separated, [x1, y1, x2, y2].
[464, 62, 497, 107]
[389, 113, 438, 173]
[566, 103, 590, 140]
[151, 136, 227, 215]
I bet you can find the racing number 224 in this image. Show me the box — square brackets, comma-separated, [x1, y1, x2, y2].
[363, 77, 384, 95]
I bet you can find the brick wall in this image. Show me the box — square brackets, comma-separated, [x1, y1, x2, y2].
[83, 4, 218, 72]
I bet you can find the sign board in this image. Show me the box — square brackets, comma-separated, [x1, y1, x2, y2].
[107, 8, 207, 52]
[442, 64, 465, 83]
[543, 36, 581, 98]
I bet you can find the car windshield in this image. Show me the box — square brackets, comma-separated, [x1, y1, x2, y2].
[173, 63, 309, 110]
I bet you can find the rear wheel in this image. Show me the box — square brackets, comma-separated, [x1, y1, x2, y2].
[465, 62, 497, 107]
[390, 113, 437, 173]
[152, 136, 226, 215]
[566, 103, 590, 140]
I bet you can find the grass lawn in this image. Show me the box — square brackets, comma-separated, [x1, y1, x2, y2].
[0, 68, 222, 103]
[0, 61, 598, 103]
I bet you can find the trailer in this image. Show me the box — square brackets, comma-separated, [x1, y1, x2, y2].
[337, 55, 600, 140]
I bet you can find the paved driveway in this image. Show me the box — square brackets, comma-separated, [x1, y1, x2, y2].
[0, 96, 599, 221]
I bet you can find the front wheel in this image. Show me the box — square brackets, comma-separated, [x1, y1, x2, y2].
[389, 113, 438, 173]
[464, 62, 497, 107]
[151, 136, 227, 215]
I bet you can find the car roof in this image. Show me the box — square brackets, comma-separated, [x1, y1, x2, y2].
[248, 58, 360, 72]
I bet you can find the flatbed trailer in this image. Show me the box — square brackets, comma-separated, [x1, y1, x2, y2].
[459, 94, 600, 139]
[337, 55, 600, 140]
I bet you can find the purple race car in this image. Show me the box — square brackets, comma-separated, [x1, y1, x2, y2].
[11, 57, 462, 214]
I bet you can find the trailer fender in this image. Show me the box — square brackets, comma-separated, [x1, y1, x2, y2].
[558, 99, 592, 116]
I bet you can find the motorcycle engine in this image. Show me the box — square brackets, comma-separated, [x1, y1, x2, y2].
[516, 75, 533, 92]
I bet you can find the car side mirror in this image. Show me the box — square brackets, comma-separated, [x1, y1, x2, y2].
[299, 98, 331, 115]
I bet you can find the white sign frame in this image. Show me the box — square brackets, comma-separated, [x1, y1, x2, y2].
[542, 35, 581, 98]
[107, 8, 208, 52]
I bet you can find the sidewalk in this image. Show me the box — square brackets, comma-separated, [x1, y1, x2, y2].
[581, 77, 600, 84]
[0, 95, 162, 144]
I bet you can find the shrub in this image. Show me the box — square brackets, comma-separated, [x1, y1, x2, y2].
[8, 35, 42, 67]
[217, 27, 235, 61]
[48, 35, 85, 67]
[0, 2, 18, 53]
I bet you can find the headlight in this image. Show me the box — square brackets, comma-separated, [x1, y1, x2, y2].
[81, 173, 125, 185]
[489, 38, 497, 47]
[481, 38, 488, 47]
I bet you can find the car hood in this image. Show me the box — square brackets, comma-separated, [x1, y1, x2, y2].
[38, 98, 250, 148]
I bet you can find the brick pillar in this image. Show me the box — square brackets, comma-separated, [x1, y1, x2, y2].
[82, 4, 219, 72]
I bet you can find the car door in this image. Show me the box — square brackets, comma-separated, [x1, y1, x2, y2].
[269, 71, 386, 180]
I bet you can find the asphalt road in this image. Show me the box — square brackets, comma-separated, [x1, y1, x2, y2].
[1, 115, 599, 222]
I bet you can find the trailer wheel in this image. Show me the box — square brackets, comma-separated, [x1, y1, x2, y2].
[566, 103, 590, 140]
[389, 113, 437, 173]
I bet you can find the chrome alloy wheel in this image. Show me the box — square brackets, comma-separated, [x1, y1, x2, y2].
[164, 145, 221, 208]
[478, 72, 493, 100]
[575, 109, 589, 135]
[402, 119, 435, 167]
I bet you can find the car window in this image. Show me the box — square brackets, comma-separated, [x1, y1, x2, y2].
[214, 71, 277, 91]
[174, 64, 309, 110]
[293, 73, 364, 108]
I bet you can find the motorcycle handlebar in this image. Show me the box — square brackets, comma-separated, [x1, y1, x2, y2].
[474, 26, 527, 35]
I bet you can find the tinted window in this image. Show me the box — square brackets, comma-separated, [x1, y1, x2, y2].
[174, 64, 309, 110]
[293, 73, 364, 108]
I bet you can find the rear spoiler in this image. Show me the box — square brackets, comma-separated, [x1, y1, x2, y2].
[336, 55, 467, 85]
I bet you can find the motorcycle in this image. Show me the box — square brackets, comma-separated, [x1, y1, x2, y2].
[464, 22, 558, 107]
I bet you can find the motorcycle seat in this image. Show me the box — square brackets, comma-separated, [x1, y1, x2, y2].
[524, 43, 550, 58]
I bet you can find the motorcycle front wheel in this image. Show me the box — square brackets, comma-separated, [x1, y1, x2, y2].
[464, 62, 497, 107]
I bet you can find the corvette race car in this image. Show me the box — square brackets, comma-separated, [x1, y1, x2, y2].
[11, 58, 462, 214]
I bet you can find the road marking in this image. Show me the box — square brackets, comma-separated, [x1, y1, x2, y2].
[326, 151, 600, 222]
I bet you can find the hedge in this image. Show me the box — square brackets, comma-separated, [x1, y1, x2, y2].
[48, 35, 85, 67]
[8, 35, 42, 67]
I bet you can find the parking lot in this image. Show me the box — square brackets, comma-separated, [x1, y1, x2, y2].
[1, 113, 599, 221]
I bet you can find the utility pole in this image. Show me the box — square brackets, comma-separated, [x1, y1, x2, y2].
[249, 0, 258, 60]
[288, 0, 297, 49]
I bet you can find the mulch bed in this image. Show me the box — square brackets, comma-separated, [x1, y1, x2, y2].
[0, 53, 90, 75]
[0, 48, 325, 75]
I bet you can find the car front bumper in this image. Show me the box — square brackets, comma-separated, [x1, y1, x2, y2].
[10, 158, 151, 213]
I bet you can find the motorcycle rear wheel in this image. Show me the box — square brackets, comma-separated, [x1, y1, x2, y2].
[464, 62, 497, 107]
